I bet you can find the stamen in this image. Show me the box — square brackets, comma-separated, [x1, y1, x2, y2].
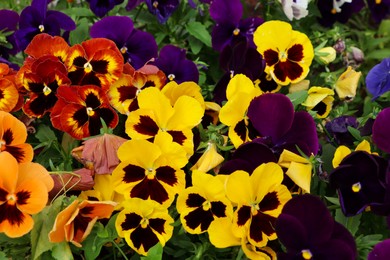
[84, 62, 93, 73]
[352, 182, 361, 192]
[38, 24, 45, 32]
[375, 0, 381, 4]
[153, 1, 158, 8]
[140, 218, 149, 228]
[168, 74, 175, 81]
[301, 249, 313, 259]
[233, 28, 240, 36]
[202, 200, 211, 211]
[120, 46, 128, 54]
[331, 8, 337, 14]
[43, 84, 52, 96]
[6, 194, 16, 205]
[146, 168, 155, 179]
[279, 51, 288, 62]
[86, 107, 95, 116]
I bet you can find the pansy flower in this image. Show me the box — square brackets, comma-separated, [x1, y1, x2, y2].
[125, 87, 204, 156]
[329, 140, 389, 216]
[112, 132, 187, 207]
[50, 85, 119, 140]
[225, 162, 291, 248]
[0, 10, 19, 59]
[280, 0, 309, 21]
[176, 170, 233, 234]
[115, 198, 174, 256]
[65, 38, 124, 90]
[317, 0, 365, 27]
[209, 0, 263, 52]
[275, 194, 357, 259]
[302, 86, 335, 118]
[367, 0, 390, 23]
[368, 239, 390, 259]
[49, 199, 116, 247]
[0, 111, 33, 163]
[334, 66, 361, 100]
[145, 0, 180, 24]
[325, 116, 359, 146]
[190, 142, 224, 173]
[23, 33, 70, 62]
[366, 57, 390, 100]
[108, 70, 166, 115]
[90, 16, 158, 70]
[372, 107, 390, 154]
[21, 55, 71, 118]
[0, 63, 19, 112]
[86, 0, 124, 17]
[15, 0, 76, 51]
[0, 152, 53, 238]
[253, 20, 314, 86]
[153, 45, 199, 84]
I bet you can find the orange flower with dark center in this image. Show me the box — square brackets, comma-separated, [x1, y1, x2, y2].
[50, 85, 119, 140]
[22, 56, 71, 118]
[0, 152, 53, 238]
[0, 111, 33, 163]
[0, 63, 19, 112]
[65, 38, 124, 91]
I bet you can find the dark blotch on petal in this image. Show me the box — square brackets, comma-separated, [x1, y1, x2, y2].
[250, 212, 276, 242]
[184, 206, 214, 232]
[121, 212, 142, 231]
[259, 191, 280, 212]
[312, 101, 327, 116]
[237, 205, 251, 226]
[234, 119, 247, 142]
[118, 86, 138, 102]
[264, 49, 279, 67]
[167, 130, 186, 145]
[91, 60, 109, 74]
[186, 193, 206, 208]
[149, 218, 166, 234]
[130, 179, 169, 204]
[287, 44, 304, 62]
[210, 201, 227, 217]
[0, 203, 26, 226]
[0, 188, 7, 201]
[85, 93, 101, 109]
[134, 115, 159, 136]
[155, 166, 178, 186]
[131, 225, 159, 252]
[3, 129, 13, 144]
[4, 146, 26, 163]
[16, 190, 30, 205]
[122, 164, 145, 183]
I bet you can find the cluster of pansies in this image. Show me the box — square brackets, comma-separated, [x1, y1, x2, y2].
[0, 0, 390, 259]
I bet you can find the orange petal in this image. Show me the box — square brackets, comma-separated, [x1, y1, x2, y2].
[18, 162, 54, 192]
[0, 78, 18, 112]
[78, 200, 117, 219]
[4, 143, 34, 163]
[15, 178, 48, 214]
[25, 33, 70, 61]
[49, 199, 79, 243]
[0, 151, 18, 193]
[0, 211, 34, 238]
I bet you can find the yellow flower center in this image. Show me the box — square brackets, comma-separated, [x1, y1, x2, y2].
[352, 182, 361, 192]
[331, 8, 337, 14]
[202, 200, 211, 211]
[43, 84, 52, 96]
[375, 0, 381, 4]
[86, 107, 95, 116]
[120, 46, 128, 54]
[153, 1, 158, 8]
[168, 74, 175, 81]
[84, 62, 93, 73]
[301, 249, 313, 259]
[146, 168, 156, 180]
[6, 194, 16, 205]
[233, 28, 240, 36]
[39, 24, 45, 32]
[140, 218, 149, 228]
[250, 203, 260, 215]
[279, 51, 288, 62]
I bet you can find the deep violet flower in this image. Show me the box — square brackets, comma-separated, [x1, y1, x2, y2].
[209, 0, 263, 51]
[367, 0, 390, 24]
[247, 93, 319, 157]
[145, 0, 180, 24]
[153, 45, 199, 84]
[325, 116, 359, 146]
[275, 194, 357, 260]
[366, 57, 390, 100]
[86, 0, 124, 17]
[90, 16, 158, 70]
[126, 0, 144, 11]
[329, 151, 388, 216]
[15, 0, 76, 51]
[368, 239, 390, 260]
[317, 0, 365, 27]
[0, 10, 19, 59]
[372, 107, 390, 154]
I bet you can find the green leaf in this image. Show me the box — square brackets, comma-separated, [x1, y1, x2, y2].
[366, 49, 390, 60]
[188, 36, 203, 55]
[31, 196, 66, 260]
[61, 7, 95, 17]
[35, 125, 57, 144]
[287, 90, 308, 107]
[185, 21, 211, 47]
[335, 209, 361, 236]
[324, 196, 340, 206]
[140, 243, 163, 260]
[347, 126, 362, 141]
[0, 251, 7, 260]
[51, 242, 73, 260]
[69, 18, 90, 45]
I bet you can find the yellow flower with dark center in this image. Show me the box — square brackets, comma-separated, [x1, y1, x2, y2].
[254, 20, 314, 86]
[219, 74, 261, 148]
[225, 163, 291, 248]
[161, 81, 205, 110]
[112, 132, 187, 208]
[176, 170, 233, 234]
[125, 87, 204, 156]
[115, 198, 174, 256]
[302, 86, 335, 118]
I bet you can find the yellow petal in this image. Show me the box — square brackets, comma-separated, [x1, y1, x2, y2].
[355, 139, 371, 153]
[334, 66, 361, 100]
[251, 163, 284, 202]
[191, 143, 224, 173]
[225, 170, 252, 204]
[332, 146, 351, 168]
[226, 74, 260, 101]
[117, 139, 161, 169]
[167, 95, 204, 130]
[208, 218, 241, 248]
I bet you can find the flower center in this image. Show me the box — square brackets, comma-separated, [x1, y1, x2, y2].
[6, 194, 16, 205]
[233, 28, 240, 36]
[250, 203, 260, 214]
[375, 0, 381, 4]
[38, 24, 45, 32]
[0, 140, 5, 151]
[331, 8, 337, 14]
[202, 200, 211, 211]
[352, 182, 361, 192]
[301, 249, 313, 259]
[153, 1, 158, 8]
[43, 84, 52, 96]
[84, 62, 93, 73]
[279, 51, 288, 62]
[140, 217, 149, 228]
[146, 168, 156, 179]
[86, 107, 95, 116]
[168, 74, 175, 81]
[120, 46, 128, 54]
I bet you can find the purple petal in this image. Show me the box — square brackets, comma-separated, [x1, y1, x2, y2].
[373, 107, 390, 154]
[209, 0, 242, 24]
[366, 58, 390, 100]
[238, 17, 264, 49]
[211, 23, 237, 52]
[247, 93, 294, 144]
[0, 10, 19, 31]
[126, 0, 144, 11]
[90, 16, 134, 46]
[18, 6, 43, 28]
[125, 29, 158, 69]
[15, 27, 40, 51]
[275, 214, 309, 250]
[315, 236, 357, 260]
[46, 11, 76, 31]
[276, 111, 319, 156]
[31, 0, 48, 19]
[145, 0, 179, 24]
[368, 239, 390, 260]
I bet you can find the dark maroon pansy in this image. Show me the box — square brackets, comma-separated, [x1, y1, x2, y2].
[325, 116, 359, 146]
[276, 194, 357, 260]
[367, 0, 390, 24]
[317, 0, 365, 27]
[368, 239, 390, 260]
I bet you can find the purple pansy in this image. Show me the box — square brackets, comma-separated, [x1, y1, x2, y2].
[317, 0, 365, 27]
[367, 0, 390, 23]
[152, 44, 199, 83]
[276, 194, 357, 260]
[373, 107, 390, 154]
[325, 116, 359, 146]
[329, 151, 388, 216]
[214, 37, 266, 103]
[209, 0, 263, 52]
[247, 93, 319, 157]
[86, 0, 124, 17]
[90, 16, 158, 70]
[366, 58, 390, 100]
[0, 9, 19, 59]
[126, 0, 144, 10]
[369, 239, 390, 260]
[145, 0, 180, 24]
[15, 0, 76, 51]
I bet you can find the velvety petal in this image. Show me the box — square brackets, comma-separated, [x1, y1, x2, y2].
[247, 93, 294, 143]
[368, 239, 390, 260]
[209, 0, 242, 24]
[275, 213, 308, 250]
[46, 10, 76, 31]
[0, 10, 19, 32]
[211, 23, 237, 52]
[125, 29, 158, 70]
[90, 16, 134, 46]
[372, 107, 390, 154]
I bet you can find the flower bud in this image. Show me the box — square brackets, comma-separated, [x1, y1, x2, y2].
[317, 47, 337, 65]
